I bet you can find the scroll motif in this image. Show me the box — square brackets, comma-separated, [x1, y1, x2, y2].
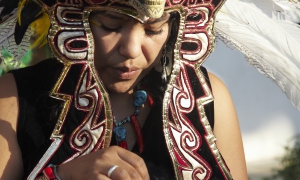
[27, 5, 113, 179]
[29, 0, 228, 179]
[68, 66, 107, 160]
[168, 68, 212, 179]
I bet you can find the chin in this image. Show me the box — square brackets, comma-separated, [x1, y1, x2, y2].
[102, 74, 145, 94]
[106, 82, 135, 94]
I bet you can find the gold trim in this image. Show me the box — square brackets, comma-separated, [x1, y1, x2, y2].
[83, 9, 113, 148]
[161, 2, 232, 179]
[29, 1, 231, 179]
[162, 7, 186, 179]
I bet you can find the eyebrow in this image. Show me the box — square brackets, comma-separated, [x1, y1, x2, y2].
[144, 14, 169, 25]
[100, 12, 130, 21]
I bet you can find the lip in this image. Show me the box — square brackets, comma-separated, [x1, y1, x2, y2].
[112, 66, 140, 80]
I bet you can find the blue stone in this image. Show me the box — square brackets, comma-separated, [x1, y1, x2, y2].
[134, 90, 147, 107]
[114, 126, 126, 141]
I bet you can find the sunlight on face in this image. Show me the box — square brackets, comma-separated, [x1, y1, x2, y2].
[90, 11, 171, 94]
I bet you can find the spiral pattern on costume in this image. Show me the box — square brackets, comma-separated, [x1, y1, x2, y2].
[69, 68, 105, 156]
[180, 7, 210, 63]
[169, 69, 211, 179]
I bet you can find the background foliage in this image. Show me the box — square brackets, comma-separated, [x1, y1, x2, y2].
[263, 135, 300, 180]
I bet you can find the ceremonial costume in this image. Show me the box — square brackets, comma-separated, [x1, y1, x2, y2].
[1, 0, 232, 178]
[1, 0, 299, 179]
[11, 58, 217, 179]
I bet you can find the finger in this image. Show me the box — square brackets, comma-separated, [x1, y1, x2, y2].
[117, 149, 149, 180]
[107, 165, 119, 178]
[109, 166, 133, 180]
[107, 162, 143, 180]
[96, 146, 147, 179]
[94, 173, 112, 180]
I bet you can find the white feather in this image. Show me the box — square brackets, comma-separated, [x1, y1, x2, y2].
[215, 0, 300, 110]
[273, 0, 300, 23]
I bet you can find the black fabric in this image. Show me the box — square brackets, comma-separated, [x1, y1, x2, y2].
[185, 65, 224, 178]
[136, 66, 217, 179]
[11, 58, 215, 179]
[10, 58, 64, 178]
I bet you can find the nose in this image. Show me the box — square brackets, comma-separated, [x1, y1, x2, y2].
[118, 26, 143, 59]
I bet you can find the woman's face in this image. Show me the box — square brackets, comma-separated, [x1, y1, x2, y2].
[90, 11, 170, 93]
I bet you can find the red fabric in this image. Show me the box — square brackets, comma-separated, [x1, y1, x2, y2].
[147, 93, 154, 107]
[43, 166, 56, 180]
[130, 115, 144, 153]
[119, 140, 128, 149]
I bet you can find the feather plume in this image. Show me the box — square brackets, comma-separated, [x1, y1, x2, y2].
[17, 0, 27, 26]
[273, 0, 300, 24]
[0, 0, 47, 73]
[215, 0, 300, 110]
[29, 11, 50, 48]
[0, 0, 18, 21]
[15, 0, 48, 48]
[0, 10, 32, 70]
[15, 0, 41, 45]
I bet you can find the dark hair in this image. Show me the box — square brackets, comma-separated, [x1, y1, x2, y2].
[143, 11, 180, 101]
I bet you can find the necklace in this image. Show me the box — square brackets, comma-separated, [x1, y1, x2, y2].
[113, 88, 151, 154]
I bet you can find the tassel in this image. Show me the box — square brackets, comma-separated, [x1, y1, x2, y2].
[17, 0, 29, 26]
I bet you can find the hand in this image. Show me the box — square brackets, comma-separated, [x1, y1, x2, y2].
[56, 146, 150, 180]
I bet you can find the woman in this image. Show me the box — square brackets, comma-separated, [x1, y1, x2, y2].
[0, 0, 247, 179]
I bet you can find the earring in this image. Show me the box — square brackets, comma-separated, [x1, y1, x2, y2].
[160, 45, 168, 85]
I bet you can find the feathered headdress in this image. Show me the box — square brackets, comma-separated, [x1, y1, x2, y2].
[1, 0, 299, 111]
[1, 0, 232, 179]
[215, 0, 300, 111]
[0, 0, 49, 73]
[0, 1, 299, 179]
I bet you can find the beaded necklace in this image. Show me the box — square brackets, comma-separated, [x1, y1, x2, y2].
[113, 86, 153, 154]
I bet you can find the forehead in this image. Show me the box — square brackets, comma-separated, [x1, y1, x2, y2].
[89, 9, 171, 24]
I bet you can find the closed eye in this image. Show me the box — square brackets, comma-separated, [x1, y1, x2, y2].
[145, 29, 163, 36]
[100, 24, 121, 32]
[90, 19, 121, 32]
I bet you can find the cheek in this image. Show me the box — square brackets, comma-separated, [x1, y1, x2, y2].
[91, 31, 112, 69]
[93, 39, 105, 59]
[92, 33, 118, 60]
[144, 29, 169, 62]
[91, 28, 103, 58]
